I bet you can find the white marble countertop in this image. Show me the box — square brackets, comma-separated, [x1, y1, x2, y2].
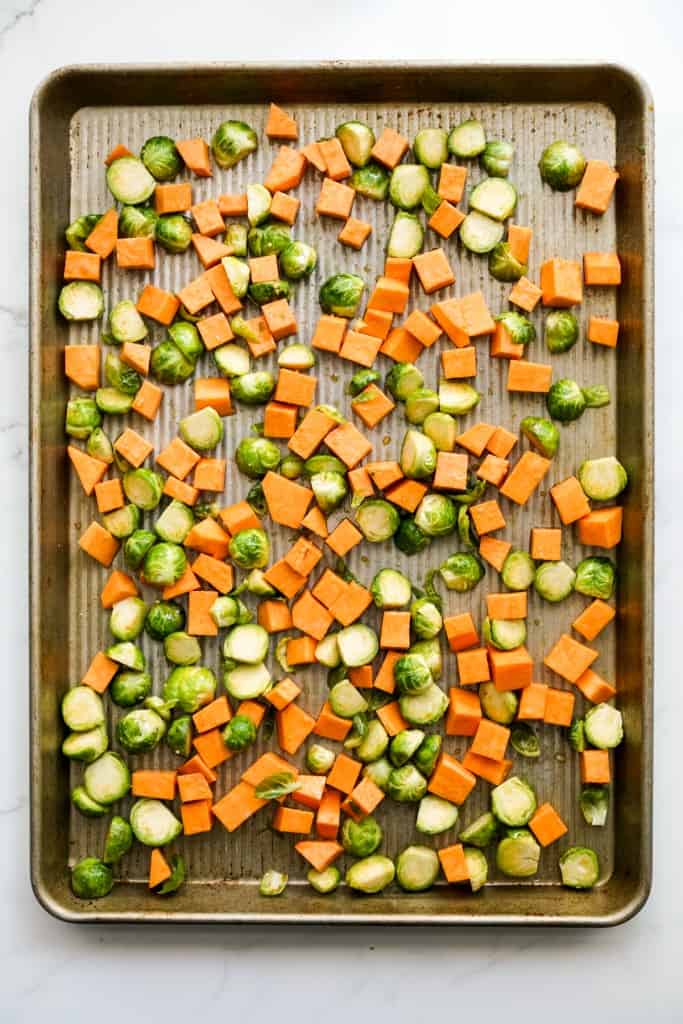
[2, 1, 680, 1019]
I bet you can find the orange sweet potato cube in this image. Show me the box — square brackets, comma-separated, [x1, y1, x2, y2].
[274, 367, 315, 407]
[500, 452, 551, 505]
[428, 201, 465, 239]
[197, 312, 233, 351]
[313, 701, 353, 742]
[470, 719, 510, 761]
[572, 600, 616, 642]
[257, 599, 293, 634]
[403, 309, 442, 347]
[543, 687, 576, 727]
[326, 518, 363, 558]
[263, 401, 298, 439]
[192, 553, 233, 594]
[351, 384, 395, 428]
[191, 199, 225, 237]
[446, 688, 482, 737]
[456, 648, 491, 686]
[486, 427, 517, 459]
[177, 275, 215, 316]
[587, 316, 619, 347]
[371, 127, 409, 169]
[574, 668, 617, 704]
[540, 258, 583, 306]
[316, 789, 342, 839]
[325, 421, 372, 468]
[489, 646, 534, 691]
[444, 612, 479, 652]
[64, 250, 101, 282]
[470, 500, 506, 535]
[339, 329, 383, 368]
[375, 700, 408, 736]
[438, 844, 470, 884]
[264, 146, 307, 193]
[193, 458, 226, 492]
[316, 177, 355, 219]
[441, 346, 477, 379]
[380, 611, 411, 650]
[81, 651, 118, 693]
[477, 455, 509, 487]
[115, 238, 155, 270]
[384, 256, 413, 284]
[284, 536, 323, 577]
[291, 590, 334, 640]
[385, 479, 427, 513]
[509, 276, 542, 312]
[580, 749, 611, 784]
[217, 192, 248, 217]
[428, 753, 477, 805]
[156, 437, 201, 479]
[270, 190, 300, 224]
[311, 314, 347, 354]
[529, 803, 568, 847]
[155, 182, 192, 214]
[530, 527, 562, 561]
[550, 476, 591, 525]
[433, 452, 468, 491]
[575, 159, 619, 214]
[187, 589, 219, 637]
[544, 634, 597, 683]
[276, 702, 316, 754]
[367, 277, 410, 314]
[94, 478, 124, 515]
[507, 360, 553, 394]
[318, 137, 352, 180]
[438, 163, 468, 203]
[412, 248, 456, 294]
[517, 682, 548, 720]
[114, 428, 153, 468]
[339, 217, 372, 249]
[263, 300, 298, 342]
[327, 753, 362, 795]
[479, 536, 512, 572]
[137, 284, 180, 325]
[132, 379, 163, 421]
[583, 251, 622, 286]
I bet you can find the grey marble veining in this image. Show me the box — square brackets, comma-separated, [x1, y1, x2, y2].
[2, 0, 681, 1020]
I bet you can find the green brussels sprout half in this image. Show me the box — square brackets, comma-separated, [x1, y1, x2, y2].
[439, 552, 483, 592]
[123, 529, 156, 571]
[106, 157, 156, 205]
[394, 653, 432, 696]
[414, 127, 448, 169]
[534, 560, 576, 603]
[102, 504, 140, 539]
[582, 384, 611, 409]
[416, 794, 458, 835]
[491, 776, 537, 827]
[559, 847, 600, 889]
[545, 310, 579, 354]
[213, 341, 251, 380]
[65, 213, 101, 251]
[501, 549, 536, 591]
[225, 222, 248, 257]
[259, 870, 288, 897]
[405, 387, 440, 425]
[370, 573, 409, 610]
[278, 343, 316, 371]
[116, 708, 166, 754]
[464, 847, 489, 892]
[336, 120, 375, 166]
[459, 811, 498, 848]
[389, 164, 430, 210]
[520, 416, 559, 458]
[448, 118, 486, 158]
[109, 299, 148, 344]
[580, 786, 609, 827]
[143, 543, 187, 587]
[306, 743, 336, 775]
[212, 120, 258, 169]
[400, 430, 437, 481]
[414, 734, 442, 777]
[83, 751, 131, 805]
[59, 281, 105, 322]
[163, 631, 201, 666]
[62, 725, 109, 763]
[438, 380, 480, 416]
[488, 241, 527, 282]
[248, 223, 292, 257]
[469, 178, 517, 221]
[221, 256, 250, 298]
[414, 494, 457, 537]
[106, 641, 145, 671]
[140, 135, 182, 181]
[481, 139, 514, 177]
[179, 407, 223, 453]
[130, 799, 182, 848]
[409, 638, 442, 681]
[342, 815, 383, 857]
[348, 368, 381, 397]
[109, 596, 147, 642]
[86, 427, 114, 465]
[547, 378, 586, 421]
[307, 866, 341, 894]
[575, 556, 616, 600]
[510, 723, 541, 759]
[479, 683, 518, 725]
[145, 600, 185, 641]
[71, 857, 114, 900]
[248, 281, 291, 306]
[394, 517, 431, 556]
[247, 183, 272, 227]
[223, 713, 257, 752]
[459, 211, 504, 254]
[387, 764, 428, 803]
[236, 437, 280, 479]
[584, 703, 623, 749]
[95, 387, 135, 416]
[155, 213, 192, 253]
[166, 714, 193, 757]
[356, 720, 390, 763]
[246, 481, 267, 516]
[193, 501, 220, 522]
[496, 829, 540, 878]
[229, 527, 270, 569]
[167, 321, 203, 363]
[232, 371, 276, 405]
[110, 671, 151, 708]
[482, 617, 527, 651]
[328, 681, 369, 719]
[123, 468, 163, 511]
[144, 695, 176, 723]
[61, 686, 105, 732]
[496, 310, 536, 347]
[362, 756, 393, 793]
[65, 397, 101, 440]
[386, 362, 424, 401]
[578, 456, 628, 501]
[421, 182, 441, 217]
[539, 140, 586, 191]
[150, 341, 194, 384]
[280, 241, 317, 280]
[396, 845, 440, 892]
[410, 598, 443, 640]
[104, 352, 142, 395]
[319, 273, 366, 318]
[311, 472, 348, 513]
[387, 211, 424, 259]
[389, 728, 425, 767]
[346, 855, 396, 894]
[350, 162, 390, 200]
[163, 665, 217, 713]
[102, 815, 133, 864]
[279, 454, 305, 480]
[119, 204, 158, 239]
[303, 453, 348, 476]
[355, 499, 400, 542]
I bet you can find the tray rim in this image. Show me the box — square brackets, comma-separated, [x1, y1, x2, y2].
[29, 59, 654, 927]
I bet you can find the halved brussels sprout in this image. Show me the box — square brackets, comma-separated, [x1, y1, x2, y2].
[150, 341, 194, 384]
[96, 387, 135, 416]
[423, 411, 457, 451]
[414, 127, 448, 169]
[71, 857, 114, 900]
[280, 241, 318, 280]
[356, 720, 390, 764]
[491, 776, 537, 827]
[61, 686, 105, 732]
[584, 703, 623, 749]
[154, 213, 192, 253]
[410, 598, 443, 640]
[389, 728, 425, 767]
[167, 321, 204, 365]
[580, 786, 609, 827]
[362, 756, 393, 792]
[416, 794, 457, 836]
[488, 241, 527, 282]
[328, 680, 369, 719]
[336, 120, 375, 167]
[520, 416, 559, 458]
[387, 211, 424, 259]
[229, 527, 270, 569]
[510, 722, 540, 759]
[421, 181, 442, 217]
[534, 560, 576, 602]
[163, 665, 216, 713]
[481, 139, 514, 177]
[394, 517, 431, 556]
[400, 429, 437, 480]
[223, 623, 269, 665]
[311, 471, 348, 513]
[179, 407, 223, 452]
[231, 371, 276, 405]
[119, 204, 158, 239]
[109, 299, 148, 344]
[575, 556, 616, 600]
[106, 157, 155, 205]
[396, 845, 439, 892]
[319, 273, 366, 318]
[439, 380, 480, 415]
[410, 638, 442, 681]
[405, 387, 440, 425]
[439, 552, 483, 591]
[539, 140, 586, 191]
[414, 735, 442, 778]
[235, 437, 280, 479]
[497, 830, 541, 878]
[259, 870, 287, 897]
[559, 846, 599, 889]
[221, 256, 250, 299]
[355, 499, 400, 542]
[585, 382, 611, 412]
[501, 550, 535, 591]
[248, 223, 292, 257]
[154, 501, 194, 545]
[389, 164, 430, 210]
[143, 543, 187, 587]
[448, 119, 486, 158]
[387, 764, 428, 803]
[247, 183, 272, 227]
[386, 362, 424, 401]
[106, 641, 145, 671]
[164, 631, 201, 666]
[346, 855, 395, 894]
[459, 211, 504, 254]
[110, 596, 147, 642]
[212, 120, 258, 169]
[249, 280, 292, 306]
[547, 378, 586, 422]
[65, 397, 101, 439]
[306, 743, 336, 775]
[464, 847, 489, 892]
[370, 568, 412, 609]
[62, 725, 108, 763]
[212, 342, 251, 380]
[348, 368, 380, 396]
[307, 866, 341, 894]
[165, 715, 193, 758]
[102, 504, 140, 539]
[496, 311, 536, 347]
[223, 713, 257, 752]
[130, 798, 182, 848]
[578, 456, 628, 501]
[483, 616, 527, 651]
[123, 468, 163, 510]
[102, 815, 133, 864]
[279, 343, 316, 371]
[87, 427, 114, 465]
[459, 811, 498, 848]
[399, 683, 448, 726]
[350, 162, 390, 200]
[342, 815, 383, 857]
[65, 213, 101, 252]
[83, 751, 130, 805]
[59, 279, 105, 322]
[569, 718, 586, 753]
[469, 178, 517, 221]
[223, 662, 271, 702]
[479, 683, 518, 725]
[545, 310, 579, 353]
[225, 222, 248, 257]
[140, 135, 182, 181]
[116, 708, 166, 754]
[110, 671, 151, 708]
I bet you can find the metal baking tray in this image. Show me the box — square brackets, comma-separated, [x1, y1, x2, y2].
[29, 62, 654, 925]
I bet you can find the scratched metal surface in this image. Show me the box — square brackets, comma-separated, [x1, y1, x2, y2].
[30, 64, 653, 924]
